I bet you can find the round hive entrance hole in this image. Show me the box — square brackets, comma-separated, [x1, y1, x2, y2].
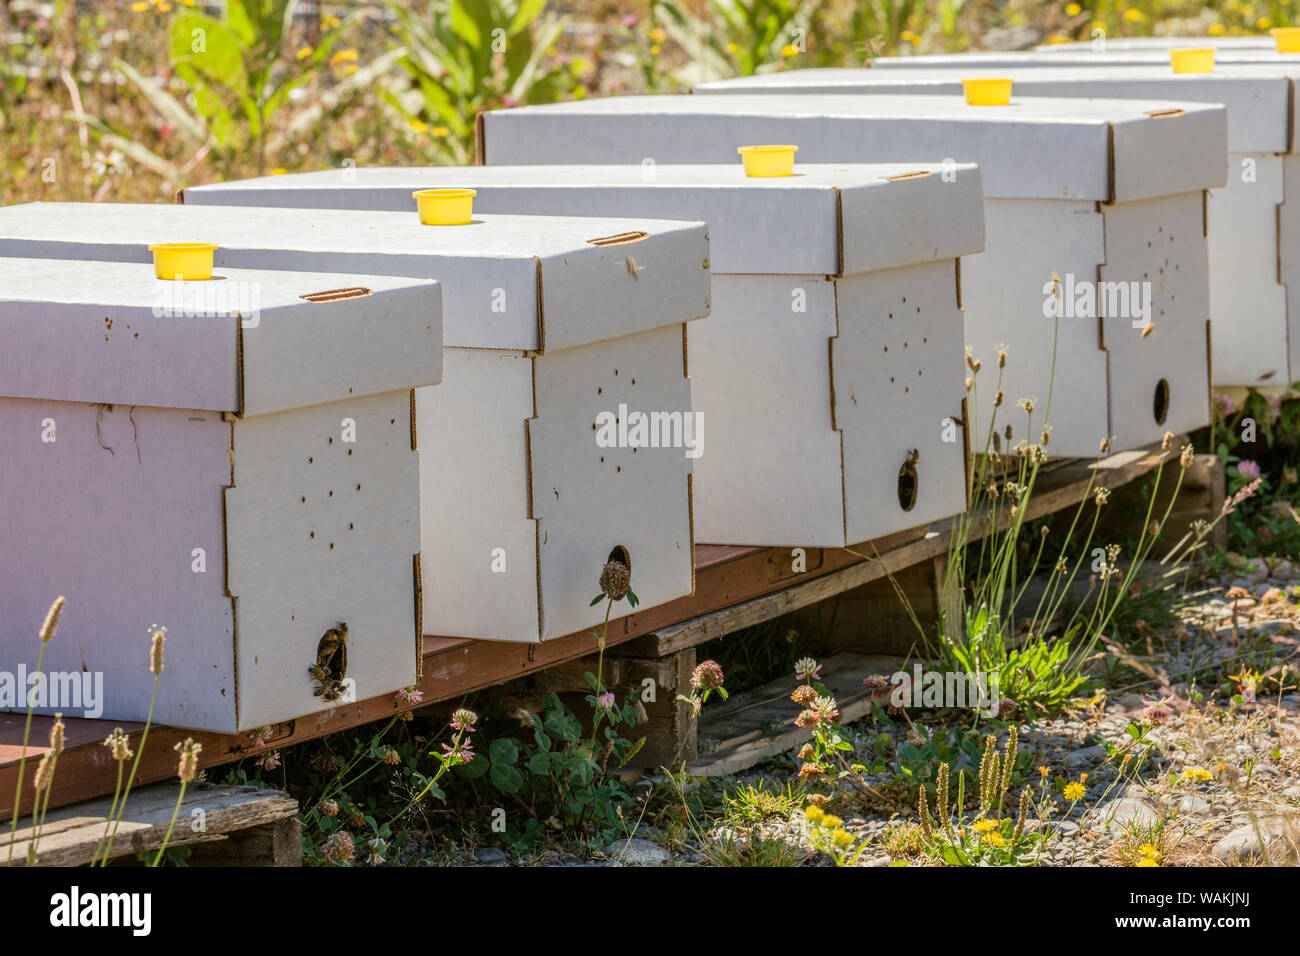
[1153, 378, 1170, 425]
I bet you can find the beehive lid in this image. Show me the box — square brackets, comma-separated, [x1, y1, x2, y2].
[868, 50, 1300, 68]
[696, 65, 1300, 154]
[0, 256, 441, 415]
[477, 93, 1227, 202]
[183, 163, 985, 277]
[0, 203, 710, 353]
[1034, 36, 1274, 52]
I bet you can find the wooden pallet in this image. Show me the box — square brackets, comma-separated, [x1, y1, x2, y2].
[3, 782, 299, 867]
[0, 439, 1218, 815]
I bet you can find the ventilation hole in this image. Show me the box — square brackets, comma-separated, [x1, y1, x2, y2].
[300, 286, 373, 304]
[308, 457, 314, 464]
[897, 453, 919, 513]
[1153, 378, 1170, 425]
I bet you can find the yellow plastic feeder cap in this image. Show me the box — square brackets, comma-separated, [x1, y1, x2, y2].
[413, 188, 476, 225]
[1170, 48, 1215, 72]
[1272, 28, 1300, 53]
[962, 77, 1013, 106]
[738, 145, 798, 177]
[148, 242, 218, 280]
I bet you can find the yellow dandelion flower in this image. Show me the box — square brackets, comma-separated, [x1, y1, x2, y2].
[1208, 23, 1227, 36]
[781, 44, 797, 57]
[1038, 765, 1051, 777]
[973, 820, 998, 833]
[330, 48, 359, 66]
[156, 1, 172, 11]
[270, 168, 288, 176]
[131, 1, 149, 10]
[322, 14, 342, 29]
[984, 831, 1007, 847]
[432, 126, 450, 137]
[297, 46, 314, 60]
[650, 28, 667, 43]
[1065, 2, 1082, 15]
[1258, 17, 1272, 30]
[1043, 34, 1073, 44]
[1139, 844, 1159, 859]
[727, 42, 740, 53]
[650, 44, 661, 55]
[409, 119, 428, 133]
[1064, 782, 1086, 800]
[1183, 766, 1214, 782]
[1136, 857, 1159, 867]
[1122, 9, 1144, 23]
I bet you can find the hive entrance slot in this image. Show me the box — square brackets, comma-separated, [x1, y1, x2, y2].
[588, 231, 649, 247]
[300, 286, 374, 304]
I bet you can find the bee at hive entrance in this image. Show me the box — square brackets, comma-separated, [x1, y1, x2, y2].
[308, 622, 349, 702]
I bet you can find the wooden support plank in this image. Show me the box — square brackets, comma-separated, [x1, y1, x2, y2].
[3, 783, 298, 867]
[618, 649, 696, 771]
[186, 816, 302, 867]
[692, 653, 906, 778]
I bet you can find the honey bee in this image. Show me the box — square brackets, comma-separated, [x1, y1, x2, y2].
[309, 623, 349, 701]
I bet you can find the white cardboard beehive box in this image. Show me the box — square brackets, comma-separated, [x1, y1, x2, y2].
[184, 162, 986, 547]
[477, 93, 1225, 457]
[696, 65, 1300, 387]
[0, 202, 710, 644]
[0, 257, 442, 732]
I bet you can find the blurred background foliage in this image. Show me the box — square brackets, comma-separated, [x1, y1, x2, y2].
[1, 0, 1292, 203]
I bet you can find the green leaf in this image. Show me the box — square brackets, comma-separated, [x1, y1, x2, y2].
[490, 762, 525, 793]
[111, 58, 209, 145]
[527, 752, 551, 774]
[460, 754, 490, 779]
[489, 737, 519, 766]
